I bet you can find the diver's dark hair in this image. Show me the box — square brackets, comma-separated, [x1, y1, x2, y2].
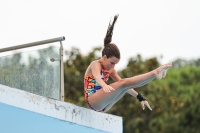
[102, 15, 120, 59]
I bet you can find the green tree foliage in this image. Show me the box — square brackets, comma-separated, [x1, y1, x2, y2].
[172, 58, 200, 68]
[2, 46, 200, 132]
[64, 47, 200, 133]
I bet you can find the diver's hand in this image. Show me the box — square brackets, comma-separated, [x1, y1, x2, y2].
[137, 93, 152, 111]
[141, 100, 152, 111]
[102, 84, 115, 92]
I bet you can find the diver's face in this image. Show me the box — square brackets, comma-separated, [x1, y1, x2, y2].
[102, 55, 120, 70]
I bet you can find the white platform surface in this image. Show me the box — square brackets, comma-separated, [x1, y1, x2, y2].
[0, 84, 123, 133]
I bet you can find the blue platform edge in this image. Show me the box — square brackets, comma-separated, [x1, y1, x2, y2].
[0, 102, 109, 133]
[0, 84, 123, 133]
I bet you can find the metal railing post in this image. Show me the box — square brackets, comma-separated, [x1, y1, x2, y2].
[60, 41, 65, 101]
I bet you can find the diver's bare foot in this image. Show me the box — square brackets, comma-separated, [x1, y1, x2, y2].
[154, 63, 172, 79]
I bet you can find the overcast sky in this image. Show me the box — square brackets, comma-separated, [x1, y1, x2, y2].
[0, 0, 200, 70]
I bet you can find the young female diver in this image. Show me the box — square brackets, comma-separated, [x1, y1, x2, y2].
[84, 15, 172, 112]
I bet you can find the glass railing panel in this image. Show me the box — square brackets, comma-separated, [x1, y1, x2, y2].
[0, 46, 60, 99]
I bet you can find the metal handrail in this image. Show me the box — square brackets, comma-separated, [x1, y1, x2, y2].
[0, 36, 65, 53]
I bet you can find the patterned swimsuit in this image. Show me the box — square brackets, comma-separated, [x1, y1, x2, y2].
[84, 69, 110, 112]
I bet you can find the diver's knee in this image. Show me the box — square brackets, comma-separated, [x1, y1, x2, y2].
[117, 79, 126, 88]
